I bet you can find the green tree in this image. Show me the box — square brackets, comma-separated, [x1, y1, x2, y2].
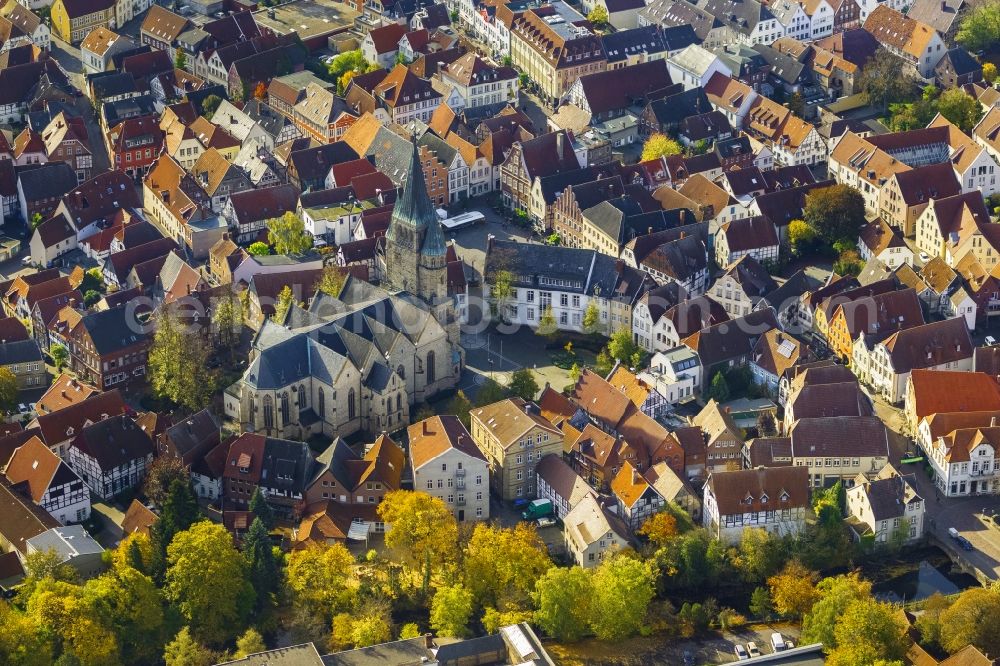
[750, 587, 774, 621]
[654, 528, 728, 593]
[272, 285, 296, 323]
[19, 547, 78, 600]
[83, 290, 102, 307]
[589, 555, 656, 640]
[83, 567, 165, 664]
[201, 95, 222, 119]
[787, 91, 805, 117]
[315, 265, 348, 297]
[446, 390, 473, 427]
[30, 212, 43, 229]
[285, 542, 356, 620]
[242, 517, 278, 611]
[594, 349, 613, 377]
[827, 598, 907, 666]
[475, 377, 508, 407]
[587, 5, 609, 26]
[163, 627, 213, 666]
[399, 623, 421, 639]
[508, 368, 539, 401]
[641, 132, 682, 162]
[957, 0, 1000, 52]
[49, 343, 68, 370]
[914, 592, 951, 651]
[327, 49, 370, 81]
[734, 528, 785, 584]
[482, 608, 534, 634]
[0, 367, 17, 413]
[79, 267, 104, 294]
[985, 62, 998, 84]
[833, 249, 864, 277]
[707, 371, 730, 402]
[166, 522, 254, 646]
[248, 241, 271, 256]
[756, 411, 777, 436]
[607, 326, 641, 366]
[938, 587, 1000, 656]
[801, 573, 871, 649]
[569, 363, 582, 382]
[637, 511, 679, 546]
[212, 287, 243, 355]
[463, 523, 552, 609]
[489, 269, 514, 322]
[148, 308, 216, 412]
[937, 88, 984, 133]
[143, 455, 188, 506]
[537, 305, 557, 337]
[0, 601, 53, 666]
[378, 491, 458, 594]
[860, 48, 916, 111]
[430, 584, 474, 638]
[25, 579, 120, 665]
[350, 614, 392, 648]
[233, 628, 266, 658]
[248, 487, 274, 530]
[534, 566, 593, 642]
[582, 301, 601, 335]
[151, 478, 202, 575]
[174, 50, 187, 70]
[267, 212, 313, 255]
[767, 560, 819, 619]
[803, 184, 867, 244]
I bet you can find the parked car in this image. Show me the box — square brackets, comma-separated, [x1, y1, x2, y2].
[949, 526, 961, 540]
[536, 517, 556, 528]
[986, 336, 997, 346]
[747, 642, 761, 658]
[771, 633, 786, 652]
[919, 251, 930, 263]
[734, 644, 749, 660]
[958, 536, 974, 551]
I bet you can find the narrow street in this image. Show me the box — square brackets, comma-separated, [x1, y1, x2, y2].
[49, 36, 111, 173]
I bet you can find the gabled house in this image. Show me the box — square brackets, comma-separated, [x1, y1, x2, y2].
[5, 435, 90, 524]
[704, 466, 810, 544]
[223, 432, 314, 516]
[66, 415, 155, 499]
[409, 415, 490, 521]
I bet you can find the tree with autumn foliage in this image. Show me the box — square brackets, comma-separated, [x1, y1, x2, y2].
[253, 81, 267, 100]
[637, 511, 679, 546]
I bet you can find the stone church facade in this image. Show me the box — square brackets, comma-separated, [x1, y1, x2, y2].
[226, 139, 463, 439]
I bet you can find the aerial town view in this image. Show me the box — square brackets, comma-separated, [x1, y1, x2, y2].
[3, 0, 1000, 663]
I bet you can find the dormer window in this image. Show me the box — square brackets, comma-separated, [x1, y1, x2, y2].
[780, 491, 789, 502]
[744, 494, 754, 504]
[760, 494, 769, 504]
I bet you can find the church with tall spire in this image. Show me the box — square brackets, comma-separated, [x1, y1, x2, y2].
[378, 136, 462, 357]
[382, 138, 450, 304]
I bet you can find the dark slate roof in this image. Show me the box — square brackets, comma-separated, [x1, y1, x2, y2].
[754, 44, 806, 84]
[79, 307, 149, 356]
[101, 93, 156, 128]
[601, 25, 674, 64]
[937, 47, 981, 77]
[715, 135, 753, 160]
[760, 269, 820, 311]
[71, 415, 155, 471]
[646, 87, 711, 127]
[385, 138, 447, 258]
[0, 339, 42, 365]
[18, 162, 77, 202]
[87, 71, 138, 101]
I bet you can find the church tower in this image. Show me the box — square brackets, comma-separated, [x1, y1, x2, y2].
[384, 138, 449, 304]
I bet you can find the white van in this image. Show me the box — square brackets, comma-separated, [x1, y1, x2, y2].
[770, 632, 786, 651]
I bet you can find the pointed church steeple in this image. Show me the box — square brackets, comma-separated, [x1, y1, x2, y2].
[383, 135, 449, 303]
[386, 137, 447, 258]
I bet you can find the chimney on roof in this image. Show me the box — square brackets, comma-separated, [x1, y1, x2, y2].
[424, 633, 434, 649]
[556, 131, 564, 157]
[632, 466, 639, 485]
[680, 231, 686, 240]
[615, 259, 624, 274]
[680, 209, 686, 223]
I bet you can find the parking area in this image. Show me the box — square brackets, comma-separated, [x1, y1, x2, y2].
[445, 200, 536, 283]
[549, 624, 803, 665]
